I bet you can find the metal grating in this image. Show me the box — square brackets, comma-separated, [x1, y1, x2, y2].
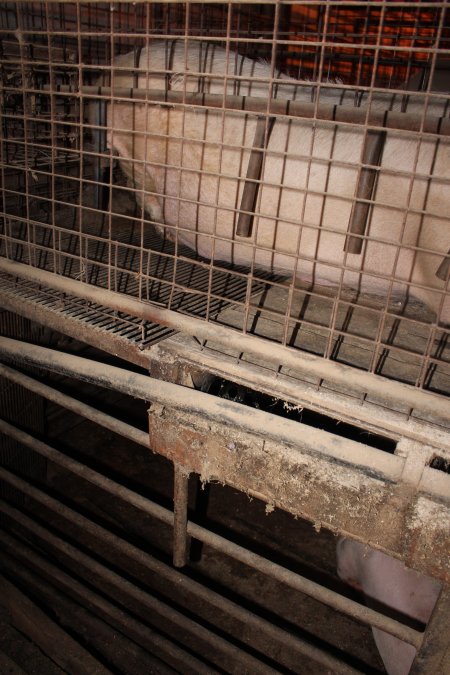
[0, 209, 282, 349]
[0, 1, 449, 395]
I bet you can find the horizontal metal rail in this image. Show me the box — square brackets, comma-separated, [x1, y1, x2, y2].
[50, 85, 450, 137]
[0, 336, 403, 478]
[1, 272, 448, 449]
[0, 529, 216, 675]
[0, 496, 277, 675]
[0, 416, 423, 650]
[154, 338, 450, 452]
[0, 364, 149, 449]
[0, 571, 112, 675]
[0, 260, 449, 425]
[0, 470, 361, 675]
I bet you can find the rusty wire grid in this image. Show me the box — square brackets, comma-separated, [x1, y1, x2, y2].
[0, 1, 449, 396]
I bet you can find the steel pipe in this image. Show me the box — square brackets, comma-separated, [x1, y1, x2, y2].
[48, 85, 450, 138]
[0, 336, 403, 478]
[0, 573, 111, 675]
[0, 418, 172, 527]
[155, 339, 450, 452]
[173, 465, 190, 568]
[0, 476, 361, 675]
[1, 259, 448, 425]
[409, 586, 450, 674]
[0, 363, 149, 449]
[0, 529, 213, 675]
[0, 499, 276, 675]
[0, 426, 421, 649]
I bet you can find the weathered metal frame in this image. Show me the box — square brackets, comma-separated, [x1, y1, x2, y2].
[1, 3, 449, 671]
[41, 85, 450, 138]
[0, 346, 449, 672]
[1, 272, 448, 671]
[0, 267, 447, 450]
[0, 337, 405, 480]
[1, 259, 449, 425]
[0, 338, 449, 579]
[2, 3, 449, 402]
[0, 533, 210, 675]
[0, 419, 420, 651]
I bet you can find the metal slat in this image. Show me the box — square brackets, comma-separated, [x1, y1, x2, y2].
[50, 85, 450, 137]
[0, 478, 358, 675]
[1, 260, 448, 424]
[0, 426, 422, 654]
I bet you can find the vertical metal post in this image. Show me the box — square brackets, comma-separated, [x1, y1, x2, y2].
[409, 586, 450, 674]
[173, 464, 190, 568]
[344, 130, 386, 254]
[236, 116, 275, 238]
[93, 98, 108, 212]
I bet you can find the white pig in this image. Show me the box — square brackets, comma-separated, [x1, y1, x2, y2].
[336, 537, 442, 675]
[100, 40, 450, 323]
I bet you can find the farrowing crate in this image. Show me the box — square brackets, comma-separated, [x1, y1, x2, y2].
[0, 2, 449, 673]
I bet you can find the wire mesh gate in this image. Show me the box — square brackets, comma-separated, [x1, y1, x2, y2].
[0, 0, 449, 391]
[0, 2, 449, 674]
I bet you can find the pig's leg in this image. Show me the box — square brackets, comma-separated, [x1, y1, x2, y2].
[115, 157, 164, 223]
[336, 538, 441, 675]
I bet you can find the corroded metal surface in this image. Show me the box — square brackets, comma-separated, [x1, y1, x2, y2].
[410, 587, 450, 674]
[147, 335, 450, 451]
[1, 259, 449, 425]
[148, 405, 450, 585]
[1, 336, 449, 585]
[1, 3, 449, 672]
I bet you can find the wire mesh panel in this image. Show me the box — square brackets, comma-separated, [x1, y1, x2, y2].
[0, 1, 449, 394]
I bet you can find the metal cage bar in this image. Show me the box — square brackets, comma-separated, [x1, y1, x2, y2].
[0, 3, 449, 672]
[1, 1, 449, 396]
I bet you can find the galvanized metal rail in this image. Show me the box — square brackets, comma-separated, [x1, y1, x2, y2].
[1, 258, 449, 425]
[0, 468, 359, 674]
[0, 337, 405, 479]
[0, 415, 425, 653]
[47, 85, 450, 137]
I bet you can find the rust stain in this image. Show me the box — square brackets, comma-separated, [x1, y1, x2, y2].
[148, 405, 450, 583]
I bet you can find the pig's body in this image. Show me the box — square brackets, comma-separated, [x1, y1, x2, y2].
[104, 40, 449, 322]
[336, 538, 442, 675]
